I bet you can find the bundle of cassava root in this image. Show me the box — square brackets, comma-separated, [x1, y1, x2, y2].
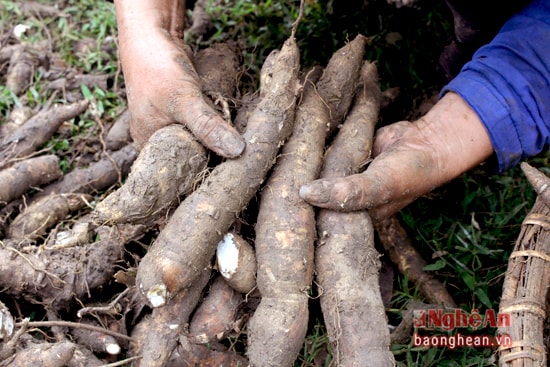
[0, 4, 456, 365]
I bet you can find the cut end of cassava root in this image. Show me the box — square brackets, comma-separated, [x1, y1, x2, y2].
[217, 233, 239, 278]
[216, 232, 257, 293]
[106, 343, 121, 355]
[144, 283, 169, 308]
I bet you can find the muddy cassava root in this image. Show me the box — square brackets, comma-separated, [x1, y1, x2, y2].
[0, 223, 145, 311]
[247, 34, 369, 367]
[92, 125, 207, 226]
[0, 155, 62, 207]
[316, 34, 368, 132]
[34, 144, 138, 200]
[0, 100, 89, 170]
[8, 193, 92, 241]
[246, 73, 319, 366]
[129, 267, 212, 367]
[375, 215, 458, 308]
[315, 62, 395, 366]
[188, 276, 242, 344]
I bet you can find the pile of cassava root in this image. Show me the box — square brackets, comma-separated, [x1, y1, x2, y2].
[0, 3, 462, 366]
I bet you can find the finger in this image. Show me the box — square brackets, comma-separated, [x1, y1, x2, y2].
[171, 92, 245, 158]
[299, 172, 393, 212]
[299, 172, 418, 219]
[300, 146, 437, 212]
[187, 102, 245, 158]
[168, 49, 246, 158]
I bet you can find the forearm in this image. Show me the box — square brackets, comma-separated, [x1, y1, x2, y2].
[114, 0, 186, 38]
[113, 0, 190, 87]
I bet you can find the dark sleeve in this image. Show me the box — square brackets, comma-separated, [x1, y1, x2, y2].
[441, 0, 550, 172]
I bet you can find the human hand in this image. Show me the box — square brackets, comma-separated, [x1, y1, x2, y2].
[299, 92, 494, 220]
[114, 0, 245, 157]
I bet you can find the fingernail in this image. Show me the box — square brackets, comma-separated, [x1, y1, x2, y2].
[221, 131, 246, 158]
[299, 180, 334, 204]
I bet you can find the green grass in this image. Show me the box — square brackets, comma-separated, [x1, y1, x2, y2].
[0, 0, 125, 171]
[197, 0, 452, 111]
[2, 0, 547, 366]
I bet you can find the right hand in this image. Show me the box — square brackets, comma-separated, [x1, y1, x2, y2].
[114, 0, 245, 158]
[300, 92, 495, 220]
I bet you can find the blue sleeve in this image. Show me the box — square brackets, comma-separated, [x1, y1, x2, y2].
[441, 0, 550, 172]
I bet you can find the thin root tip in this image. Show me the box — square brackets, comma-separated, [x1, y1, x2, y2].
[521, 162, 550, 194]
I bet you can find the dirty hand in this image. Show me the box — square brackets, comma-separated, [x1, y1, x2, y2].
[300, 92, 494, 220]
[114, 0, 245, 157]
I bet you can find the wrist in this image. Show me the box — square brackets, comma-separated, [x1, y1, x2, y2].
[418, 92, 494, 177]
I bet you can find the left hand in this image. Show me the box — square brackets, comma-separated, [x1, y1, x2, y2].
[114, 0, 245, 157]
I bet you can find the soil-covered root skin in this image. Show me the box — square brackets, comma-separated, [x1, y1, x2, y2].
[188, 276, 242, 344]
[247, 174, 314, 366]
[36, 144, 138, 198]
[135, 36, 301, 307]
[1, 339, 105, 367]
[184, 0, 213, 43]
[1, 105, 33, 137]
[2, 340, 76, 367]
[0, 100, 89, 170]
[194, 42, 240, 99]
[93, 125, 207, 226]
[8, 193, 92, 241]
[316, 211, 395, 366]
[71, 321, 121, 356]
[105, 109, 131, 150]
[0, 223, 144, 311]
[315, 61, 395, 366]
[6, 44, 45, 96]
[168, 340, 249, 367]
[247, 295, 309, 367]
[322, 61, 381, 178]
[129, 268, 211, 367]
[316, 34, 368, 133]
[0, 155, 62, 207]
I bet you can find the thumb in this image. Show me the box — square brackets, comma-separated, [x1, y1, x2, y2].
[299, 145, 438, 214]
[299, 170, 393, 212]
[172, 93, 245, 158]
